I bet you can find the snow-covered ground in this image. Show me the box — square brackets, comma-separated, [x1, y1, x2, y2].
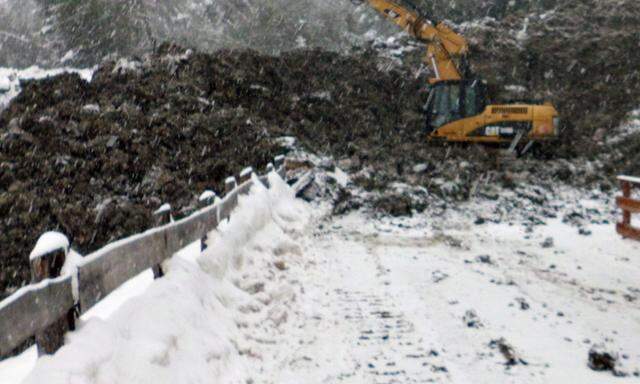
[247, 212, 640, 383]
[1, 169, 640, 383]
[0, 67, 94, 110]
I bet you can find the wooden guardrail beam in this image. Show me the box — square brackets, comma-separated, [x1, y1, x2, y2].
[78, 227, 169, 313]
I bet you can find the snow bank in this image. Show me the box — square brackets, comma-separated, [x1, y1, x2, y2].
[20, 172, 310, 384]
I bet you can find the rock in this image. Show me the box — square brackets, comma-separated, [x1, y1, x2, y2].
[541, 237, 554, 248]
[474, 217, 486, 225]
[579, 228, 592, 236]
[515, 297, 530, 310]
[463, 310, 483, 328]
[431, 270, 449, 283]
[81, 104, 100, 114]
[593, 128, 606, 143]
[489, 338, 526, 366]
[274, 260, 287, 271]
[588, 348, 617, 373]
[476, 255, 492, 264]
[372, 195, 414, 217]
[318, 158, 335, 171]
[412, 163, 429, 173]
[246, 282, 265, 295]
[332, 188, 362, 216]
[337, 158, 356, 171]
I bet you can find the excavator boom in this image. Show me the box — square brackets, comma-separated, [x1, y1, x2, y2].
[361, 0, 469, 83]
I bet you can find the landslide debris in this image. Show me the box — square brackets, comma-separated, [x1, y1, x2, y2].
[1, 32, 638, 300]
[0, 43, 425, 299]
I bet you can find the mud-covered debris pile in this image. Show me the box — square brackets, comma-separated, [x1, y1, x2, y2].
[0, 44, 426, 298]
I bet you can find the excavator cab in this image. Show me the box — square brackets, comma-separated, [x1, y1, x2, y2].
[424, 79, 488, 134]
[424, 78, 559, 151]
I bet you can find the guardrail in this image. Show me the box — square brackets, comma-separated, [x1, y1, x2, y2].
[0, 155, 309, 358]
[616, 175, 640, 241]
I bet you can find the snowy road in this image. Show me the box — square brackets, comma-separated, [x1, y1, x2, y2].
[248, 211, 640, 383]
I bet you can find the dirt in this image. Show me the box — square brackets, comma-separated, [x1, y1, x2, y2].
[489, 338, 527, 367]
[588, 348, 618, 374]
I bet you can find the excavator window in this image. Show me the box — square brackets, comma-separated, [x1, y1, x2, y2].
[464, 82, 478, 117]
[425, 82, 461, 131]
[425, 80, 488, 132]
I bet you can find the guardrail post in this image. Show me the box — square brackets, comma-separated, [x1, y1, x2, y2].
[30, 232, 73, 356]
[198, 191, 216, 252]
[225, 176, 237, 194]
[152, 204, 171, 278]
[239, 167, 253, 184]
[622, 180, 631, 227]
[224, 176, 239, 217]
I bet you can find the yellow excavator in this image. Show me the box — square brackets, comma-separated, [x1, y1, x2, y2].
[356, 0, 560, 153]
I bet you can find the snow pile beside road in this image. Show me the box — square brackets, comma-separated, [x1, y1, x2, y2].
[21, 172, 310, 384]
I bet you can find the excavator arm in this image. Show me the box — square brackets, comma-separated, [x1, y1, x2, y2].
[359, 0, 469, 83]
[354, 0, 560, 148]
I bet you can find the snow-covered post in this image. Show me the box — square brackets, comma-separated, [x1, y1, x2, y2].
[152, 204, 171, 278]
[239, 166, 253, 184]
[29, 232, 73, 356]
[198, 191, 216, 252]
[266, 162, 275, 173]
[225, 176, 237, 194]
